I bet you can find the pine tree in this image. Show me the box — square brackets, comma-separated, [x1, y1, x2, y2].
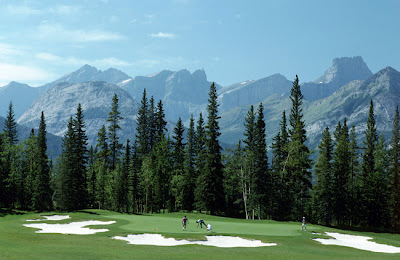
[348, 126, 360, 225]
[286, 75, 312, 219]
[194, 113, 207, 211]
[271, 111, 290, 220]
[107, 94, 123, 170]
[136, 89, 150, 158]
[3, 102, 18, 145]
[203, 82, 225, 214]
[154, 100, 167, 143]
[87, 145, 97, 208]
[74, 104, 88, 209]
[32, 111, 53, 212]
[171, 117, 185, 211]
[391, 106, 400, 232]
[332, 119, 350, 225]
[243, 105, 256, 219]
[253, 103, 269, 219]
[152, 133, 171, 213]
[361, 99, 378, 226]
[0, 133, 6, 208]
[148, 96, 156, 150]
[182, 115, 196, 211]
[313, 127, 334, 225]
[115, 139, 130, 212]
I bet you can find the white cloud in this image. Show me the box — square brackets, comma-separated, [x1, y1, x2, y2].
[0, 63, 55, 86]
[36, 52, 131, 67]
[38, 24, 123, 42]
[0, 43, 24, 58]
[6, 4, 81, 16]
[150, 32, 176, 39]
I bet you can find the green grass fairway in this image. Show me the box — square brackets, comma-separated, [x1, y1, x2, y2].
[1, 210, 400, 259]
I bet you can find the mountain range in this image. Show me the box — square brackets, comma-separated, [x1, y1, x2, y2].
[1, 56, 399, 159]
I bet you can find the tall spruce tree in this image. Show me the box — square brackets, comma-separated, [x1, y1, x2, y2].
[74, 104, 88, 209]
[313, 127, 334, 225]
[348, 126, 360, 225]
[253, 103, 269, 219]
[4, 102, 18, 145]
[32, 112, 53, 212]
[361, 99, 378, 226]
[391, 106, 400, 232]
[286, 75, 312, 219]
[107, 94, 123, 170]
[171, 117, 185, 210]
[332, 119, 350, 225]
[182, 115, 196, 211]
[203, 82, 225, 214]
[136, 89, 150, 158]
[194, 112, 207, 211]
[115, 139, 130, 212]
[243, 105, 256, 219]
[271, 110, 290, 220]
[154, 100, 167, 143]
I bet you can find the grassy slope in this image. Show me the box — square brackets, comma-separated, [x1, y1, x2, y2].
[1, 210, 400, 259]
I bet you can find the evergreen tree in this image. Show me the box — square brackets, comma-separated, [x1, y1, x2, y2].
[182, 115, 196, 211]
[0, 133, 6, 207]
[171, 117, 185, 211]
[3, 102, 18, 144]
[115, 139, 130, 212]
[348, 126, 360, 225]
[313, 127, 334, 225]
[223, 141, 245, 218]
[74, 104, 88, 209]
[271, 110, 290, 220]
[148, 96, 157, 150]
[361, 99, 378, 226]
[136, 89, 150, 157]
[87, 145, 97, 208]
[194, 113, 207, 211]
[152, 134, 171, 213]
[242, 105, 256, 219]
[253, 103, 269, 219]
[332, 119, 350, 225]
[32, 111, 53, 212]
[107, 94, 123, 170]
[372, 135, 390, 228]
[203, 82, 225, 214]
[154, 100, 167, 143]
[391, 106, 400, 232]
[286, 75, 312, 219]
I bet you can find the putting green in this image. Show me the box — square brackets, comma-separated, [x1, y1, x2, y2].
[1, 209, 400, 259]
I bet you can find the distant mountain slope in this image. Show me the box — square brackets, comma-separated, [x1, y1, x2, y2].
[0, 116, 63, 159]
[120, 69, 217, 123]
[17, 81, 139, 147]
[39, 64, 132, 90]
[218, 73, 292, 112]
[0, 81, 47, 118]
[219, 67, 400, 155]
[302, 56, 373, 101]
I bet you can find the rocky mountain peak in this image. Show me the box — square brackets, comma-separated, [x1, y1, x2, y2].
[314, 56, 372, 85]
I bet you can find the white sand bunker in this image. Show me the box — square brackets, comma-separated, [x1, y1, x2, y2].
[27, 215, 71, 221]
[113, 233, 276, 247]
[24, 220, 116, 235]
[314, 232, 400, 253]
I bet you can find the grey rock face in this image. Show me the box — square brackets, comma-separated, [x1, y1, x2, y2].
[40, 64, 132, 90]
[302, 56, 373, 101]
[218, 73, 292, 112]
[120, 69, 215, 123]
[17, 81, 139, 147]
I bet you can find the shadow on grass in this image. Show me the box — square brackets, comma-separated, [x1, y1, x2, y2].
[77, 210, 100, 215]
[0, 208, 25, 218]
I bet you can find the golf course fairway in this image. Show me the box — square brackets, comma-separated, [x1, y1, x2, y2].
[1, 209, 400, 259]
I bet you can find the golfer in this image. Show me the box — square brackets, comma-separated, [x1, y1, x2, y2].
[301, 217, 307, 231]
[182, 216, 188, 231]
[196, 218, 206, 228]
[207, 223, 212, 232]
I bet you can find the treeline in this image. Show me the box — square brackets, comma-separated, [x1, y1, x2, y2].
[1, 76, 400, 233]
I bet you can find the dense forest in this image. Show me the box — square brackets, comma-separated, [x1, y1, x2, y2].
[1, 76, 400, 233]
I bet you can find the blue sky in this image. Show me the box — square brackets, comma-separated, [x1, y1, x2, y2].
[0, 0, 399, 87]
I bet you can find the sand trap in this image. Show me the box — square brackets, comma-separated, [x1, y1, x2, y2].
[113, 233, 277, 247]
[314, 232, 400, 253]
[24, 220, 116, 235]
[27, 215, 71, 221]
